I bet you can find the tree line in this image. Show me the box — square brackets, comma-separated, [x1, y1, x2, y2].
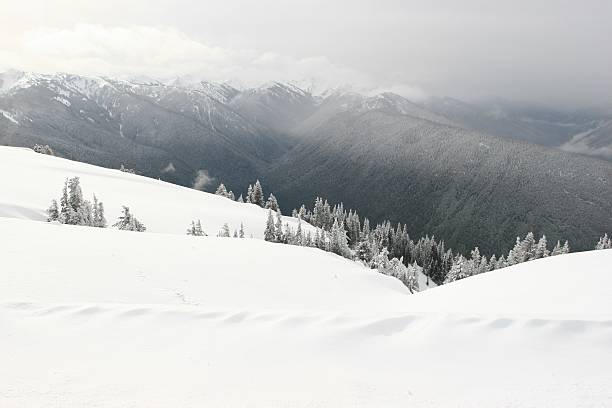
[47, 177, 145, 232]
[45, 176, 610, 291]
[214, 180, 610, 290]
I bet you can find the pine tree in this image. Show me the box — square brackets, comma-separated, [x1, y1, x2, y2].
[237, 194, 244, 203]
[489, 254, 498, 271]
[46, 199, 59, 222]
[293, 220, 303, 246]
[92, 195, 106, 228]
[113, 206, 146, 232]
[595, 233, 611, 250]
[59, 178, 71, 223]
[521, 232, 536, 261]
[330, 219, 349, 256]
[444, 255, 467, 284]
[534, 235, 549, 259]
[246, 185, 253, 204]
[561, 240, 570, 254]
[370, 247, 390, 270]
[275, 209, 283, 242]
[187, 220, 205, 236]
[239, 222, 245, 238]
[67, 177, 84, 224]
[264, 210, 276, 242]
[78, 200, 94, 226]
[218, 223, 231, 237]
[265, 193, 279, 211]
[551, 240, 563, 256]
[233, 229, 238, 238]
[252, 180, 264, 207]
[215, 183, 229, 198]
[508, 237, 525, 265]
[356, 239, 372, 263]
[228, 191, 235, 201]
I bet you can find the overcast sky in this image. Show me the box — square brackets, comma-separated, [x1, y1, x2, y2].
[1, 0, 611, 108]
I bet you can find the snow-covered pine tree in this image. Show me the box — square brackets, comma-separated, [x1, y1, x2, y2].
[252, 180, 264, 207]
[521, 232, 536, 261]
[196, 220, 206, 236]
[77, 200, 94, 227]
[187, 221, 198, 236]
[356, 238, 372, 263]
[187, 220, 206, 236]
[239, 222, 245, 238]
[550, 240, 563, 256]
[237, 194, 244, 203]
[67, 177, 84, 224]
[218, 223, 231, 237]
[282, 222, 292, 244]
[534, 235, 549, 258]
[330, 219, 350, 257]
[264, 210, 276, 242]
[246, 185, 253, 204]
[470, 247, 482, 274]
[406, 262, 421, 293]
[233, 229, 238, 238]
[370, 246, 390, 270]
[297, 205, 308, 222]
[488, 254, 498, 271]
[444, 255, 467, 284]
[595, 233, 611, 250]
[228, 191, 235, 201]
[507, 237, 525, 265]
[305, 231, 313, 247]
[561, 240, 570, 254]
[274, 209, 283, 242]
[495, 255, 507, 269]
[215, 183, 229, 198]
[59, 179, 70, 223]
[113, 206, 146, 232]
[295, 220, 303, 246]
[92, 195, 107, 228]
[265, 193, 279, 211]
[46, 199, 59, 222]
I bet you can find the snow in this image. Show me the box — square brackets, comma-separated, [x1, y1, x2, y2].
[0, 146, 611, 407]
[0, 69, 26, 93]
[0, 146, 308, 238]
[0, 109, 19, 124]
[52, 96, 71, 107]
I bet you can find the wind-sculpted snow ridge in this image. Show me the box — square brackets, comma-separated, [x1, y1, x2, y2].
[0, 146, 310, 238]
[1, 214, 611, 407]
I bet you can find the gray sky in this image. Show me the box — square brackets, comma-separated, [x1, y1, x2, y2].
[1, 0, 611, 108]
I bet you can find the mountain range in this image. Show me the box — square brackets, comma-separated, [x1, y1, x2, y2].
[1, 69, 611, 254]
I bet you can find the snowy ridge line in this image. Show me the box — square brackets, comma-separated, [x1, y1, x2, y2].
[4, 302, 612, 328]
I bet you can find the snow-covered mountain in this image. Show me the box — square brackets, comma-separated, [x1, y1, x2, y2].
[0, 145, 610, 406]
[0, 70, 291, 190]
[2, 70, 612, 255]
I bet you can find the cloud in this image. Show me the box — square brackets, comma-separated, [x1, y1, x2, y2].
[192, 169, 214, 191]
[1, 24, 375, 92]
[161, 162, 176, 174]
[2, 1, 610, 108]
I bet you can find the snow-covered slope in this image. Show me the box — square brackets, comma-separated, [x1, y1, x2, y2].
[1, 146, 611, 407]
[0, 146, 307, 238]
[1, 215, 611, 407]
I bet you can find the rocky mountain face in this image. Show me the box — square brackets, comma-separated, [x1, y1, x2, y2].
[0, 71, 298, 189]
[2, 70, 611, 254]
